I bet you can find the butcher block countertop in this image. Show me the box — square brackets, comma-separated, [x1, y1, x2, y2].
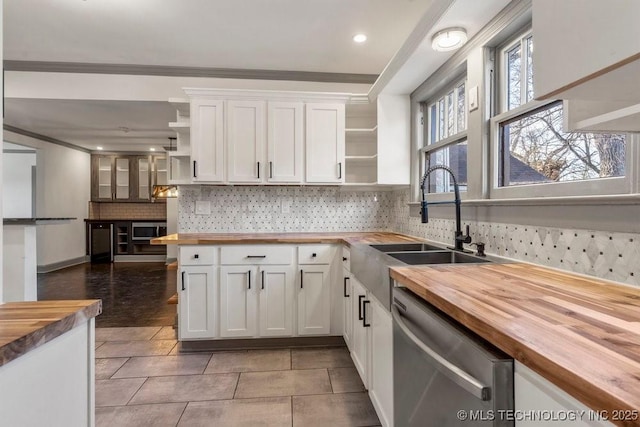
[152, 231, 423, 246]
[390, 263, 640, 426]
[0, 300, 101, 367]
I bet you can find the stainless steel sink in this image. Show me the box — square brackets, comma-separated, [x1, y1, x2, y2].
[368, 243, 445, 252]
[386, 250, 490, 265]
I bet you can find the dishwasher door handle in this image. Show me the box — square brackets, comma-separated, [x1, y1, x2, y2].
[391, 305, 491, 401]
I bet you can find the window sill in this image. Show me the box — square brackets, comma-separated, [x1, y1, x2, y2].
[408, 193, 640, 208]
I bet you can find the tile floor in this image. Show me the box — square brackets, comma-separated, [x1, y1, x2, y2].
[95, 326, 380, 427]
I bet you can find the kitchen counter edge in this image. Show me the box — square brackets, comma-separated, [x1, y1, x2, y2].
[0, 300, 102, 367]
[151, 232, 424, 247]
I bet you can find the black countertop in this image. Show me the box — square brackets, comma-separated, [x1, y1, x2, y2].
[3, 217, 76, 225]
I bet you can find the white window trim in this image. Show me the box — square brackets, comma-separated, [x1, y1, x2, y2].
[498, 27, 532, 114]
[419, 76, 468, 201]
[489, 99, 635, 199]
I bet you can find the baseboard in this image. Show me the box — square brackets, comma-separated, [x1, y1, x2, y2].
[37, 256, 89, 273]
[178, 336, 346, 352]
[114, 255, 166, 262]
[165, 257, 177, 265]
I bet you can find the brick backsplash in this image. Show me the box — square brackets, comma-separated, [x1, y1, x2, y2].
[89, 202, 167, 220]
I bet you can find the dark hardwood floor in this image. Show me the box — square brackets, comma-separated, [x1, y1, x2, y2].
[37, 262, 177, 328]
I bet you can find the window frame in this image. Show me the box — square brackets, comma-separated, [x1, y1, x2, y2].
[419, 76, 469, 197]
[490, 30, 634, 199]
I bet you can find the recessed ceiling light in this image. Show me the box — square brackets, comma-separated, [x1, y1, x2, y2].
[96, 146, 103, 150]
[431, 27, 468, 52]
[353, 34, 367, 43]
[149, 148, 156, 152]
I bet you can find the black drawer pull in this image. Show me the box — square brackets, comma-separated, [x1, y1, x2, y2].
[248, 270, 251, 289]
[363, 300, 371, 327]
[269, 161, 273, 178]
[194, 254, 199, 259]
[181, 271, 186, 291]
[312, 253, 317, 258]
[246, 255, 267, 259]
[193, 160, 197, 178]
[338, 162, 342, 179]
[343, 257, 348, 261]
[257, 161, 260, 179]
[358, 295, 365, 320]
[343, 277, 350, 298]
[261, 270, 265, 290]
[300, 269, 304, 289]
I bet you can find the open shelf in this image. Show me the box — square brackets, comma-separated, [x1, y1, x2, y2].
[169, 121, 190, 129]
[345, 126, 377, 133]
[346, 154, 378, 162]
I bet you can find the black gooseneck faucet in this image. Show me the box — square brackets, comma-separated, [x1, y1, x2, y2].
[420, 164, 471, 252]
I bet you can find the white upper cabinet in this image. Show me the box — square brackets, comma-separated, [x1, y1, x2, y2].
[533, 0, 640, 101]
[305, 103, 346, 184]
[227, 100, 266, 183]
[533, 0, 640, 132]
[191, 98, 225, 182]
[267, 102, 304, 183]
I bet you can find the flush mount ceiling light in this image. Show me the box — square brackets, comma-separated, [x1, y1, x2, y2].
[96, 146, 103, 150]
[431, 27, 467, 52]
[353, 34, 367, 43]
[149, 147, 156, 152]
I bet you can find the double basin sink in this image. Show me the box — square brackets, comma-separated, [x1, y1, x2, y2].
[350, 242, 493, 310]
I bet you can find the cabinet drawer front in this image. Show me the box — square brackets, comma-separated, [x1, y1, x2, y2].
[220, 245, 294, 265]
[298, 245, 335, 265]
[180, 246, 216, 265]
[342, 246, 351, 271]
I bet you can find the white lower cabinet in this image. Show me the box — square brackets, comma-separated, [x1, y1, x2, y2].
[515, 362, 613, 427]
[298, 264, 331, 335]
[220, 266, 258, 338]
[259, 265, 296, 337]
[348, 276, 394, 427]
[369, 297, 393, 427]
[350, 277, 370, 388]
[342, 270, 353, 350]
[179, 265, 217, 340]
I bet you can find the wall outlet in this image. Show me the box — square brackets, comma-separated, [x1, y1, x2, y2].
[281, 200, 291, 214]
[195, 200, 211, 215]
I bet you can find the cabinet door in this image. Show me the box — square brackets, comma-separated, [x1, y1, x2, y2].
[114, 157, 130, 200]
[369, 297, 393, 427]
[227, 100, 266, 183]
[179, 266, 217, 340]
[297, 264, 331, 335]
[154, 156, 168, 186]
[259, 265, 295, 337]
[92, 155, 114, 201]
[267, 101, 303, 183]
[191, 98, 225, 182]
[351, 278, 369, 388]
[342, 270, 353, 350]
[305, 103, 345, 183]
[136, 156, 151, 201]
[220, 266, 258, 337]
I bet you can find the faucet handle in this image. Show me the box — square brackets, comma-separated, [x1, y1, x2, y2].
[470, 242, 486, 257]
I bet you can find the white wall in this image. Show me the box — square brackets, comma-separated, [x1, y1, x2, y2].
[3, 131, 90, 267]
[3, 149, 36, 218]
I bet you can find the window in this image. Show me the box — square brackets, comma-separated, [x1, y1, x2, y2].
[421, 77, 467, 193]
[493, 31, 627, 196]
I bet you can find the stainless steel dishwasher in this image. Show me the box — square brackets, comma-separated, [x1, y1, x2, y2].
[392, 287, 514, 427]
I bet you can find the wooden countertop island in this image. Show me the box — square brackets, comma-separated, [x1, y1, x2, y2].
[0, 299, 101, 366]
[0, 299, 101, 426]
[390, 263, 640, 427]
[152, 231, 423, 246]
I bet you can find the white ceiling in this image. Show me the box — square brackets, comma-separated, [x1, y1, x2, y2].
[4, 0, 432, 75]
[4, 99, 176, 152]
[3, 0, 514, 152]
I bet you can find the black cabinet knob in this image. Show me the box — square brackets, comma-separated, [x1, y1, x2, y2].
[194, 254, 199, 259]
[312, 253, 317, 257]
[343, 257, 348, 261]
